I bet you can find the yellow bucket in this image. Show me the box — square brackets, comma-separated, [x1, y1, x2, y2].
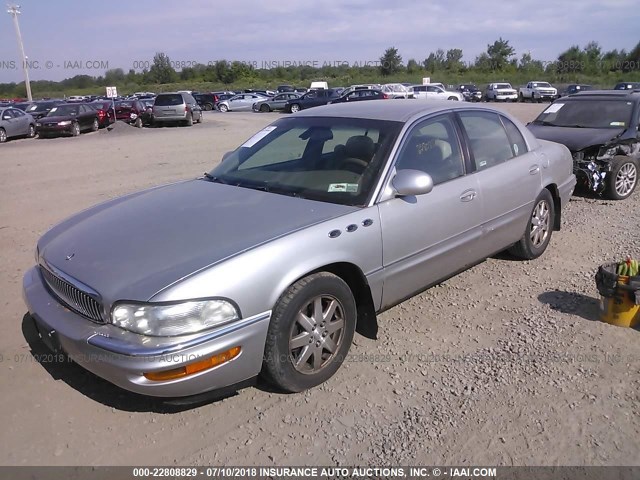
[599, 275, 640, 328]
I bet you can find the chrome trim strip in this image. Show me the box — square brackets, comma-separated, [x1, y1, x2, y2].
[87, 310, 272, 356]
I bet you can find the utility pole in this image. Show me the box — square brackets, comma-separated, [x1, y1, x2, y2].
[7, 4, 32, 101]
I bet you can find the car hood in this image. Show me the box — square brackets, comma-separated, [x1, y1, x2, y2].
[39, 180, 357, 302]
[527, 124, 625, 152]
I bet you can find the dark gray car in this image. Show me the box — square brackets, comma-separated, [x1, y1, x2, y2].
[152, 92, 203, 126]
[23, 102, 575, 398]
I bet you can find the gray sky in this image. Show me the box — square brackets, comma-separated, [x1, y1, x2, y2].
[1, 0, 638, 83]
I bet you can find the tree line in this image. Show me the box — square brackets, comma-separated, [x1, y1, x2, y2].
[1, 38, 638, 97]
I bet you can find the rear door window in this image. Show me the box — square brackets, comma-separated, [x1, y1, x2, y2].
[155, 94, 183, 106]
[458, 111, 514, 170]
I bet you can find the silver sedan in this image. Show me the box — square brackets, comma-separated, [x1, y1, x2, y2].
[217, 93, 269, 112]
[253, 93, 301, 112]
[0, 106, 36, 142]
[23, 102, 576, 397]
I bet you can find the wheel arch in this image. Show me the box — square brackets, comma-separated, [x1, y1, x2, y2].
[299, 262, 377, 339]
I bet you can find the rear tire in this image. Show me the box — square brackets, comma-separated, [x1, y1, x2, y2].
[184, 114, 193, 126]
[262, 272, 357, 393]
[134, 117, 143, 128]
[204, 103, 213, 111]
[509, 189, 555, 260]
[289, 103, 301, 113]
[27, 124, 35, 138]
[260, 104, 270, 112]
[606, 157, 638, 200]
[91, 118, 99, 132]
[0, 128, 6, 143]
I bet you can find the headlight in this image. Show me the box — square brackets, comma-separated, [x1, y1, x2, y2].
[58, 121, 71, 126]
[111, 299, 240, 336]
[35, 122, 41, 126]
[599, 147, 618, 158]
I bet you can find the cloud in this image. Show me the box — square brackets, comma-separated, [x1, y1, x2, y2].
[0, 0, 638, 82]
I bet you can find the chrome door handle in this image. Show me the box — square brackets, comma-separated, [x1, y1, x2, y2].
[529, 165, 540, 175]
[460, 190, 477, 202]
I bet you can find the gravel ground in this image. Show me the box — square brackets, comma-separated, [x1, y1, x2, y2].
[0, 104, 638, 466]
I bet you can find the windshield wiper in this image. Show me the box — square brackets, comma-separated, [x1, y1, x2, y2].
[201, 173, 229, 184]
[561, 124, 589, 128]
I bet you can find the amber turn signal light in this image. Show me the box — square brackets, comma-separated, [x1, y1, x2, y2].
[144, 346, 241, 382]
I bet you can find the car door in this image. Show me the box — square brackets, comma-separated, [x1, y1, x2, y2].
[1, 109, 16, 136]
[378, 113, 485, 308]
[457, 110, 541, 254]
[77, 104, 91, 129]
[227, 95, 244, 111]
[10, 108, 29, 135]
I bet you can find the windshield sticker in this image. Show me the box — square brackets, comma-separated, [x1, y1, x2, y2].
[241, 126, 277, 148]
[544, 103, 564, 114]
[328, 183, 359, 193]
[610, 121, 625, 126]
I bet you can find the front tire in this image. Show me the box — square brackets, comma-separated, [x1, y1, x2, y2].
[218, 104, 228, 113]
[262, 272, 357, 393]
[607, 157, 638, 200]
[509, 189, 555, 260]
[0, 128, 6, 143]
[71, 122, 80, 136]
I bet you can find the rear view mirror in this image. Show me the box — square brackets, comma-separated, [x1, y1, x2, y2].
[392, 169, 434, 196]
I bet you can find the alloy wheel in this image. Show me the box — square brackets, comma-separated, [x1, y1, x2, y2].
[615, 163, 637, 197]
[529, 200, 550, 248]
[289, 295, 345, 374]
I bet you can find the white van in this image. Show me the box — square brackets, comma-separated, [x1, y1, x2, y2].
[309, 81, 329, 90]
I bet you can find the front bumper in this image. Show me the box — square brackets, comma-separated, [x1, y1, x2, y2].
[36, 125, 73, 135]
[558, 173, 578, 207]
[495, 93, 517, 101]
[22, 267, 271, 397]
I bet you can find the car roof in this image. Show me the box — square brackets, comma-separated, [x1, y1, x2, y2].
[566, 90, 640, 100]
[294, 100, 503, 122]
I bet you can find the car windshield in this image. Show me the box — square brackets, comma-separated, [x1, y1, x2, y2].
[207, 117, 403, 206]
[496, 84, 512, 89]
[116, 101, 134, 107]
[533, 82, 551, 88]
[47, 105, 79, 116]
[532, 99, 633, 128]
[27, 103, 55, 112]
[154, 94, 183, 106]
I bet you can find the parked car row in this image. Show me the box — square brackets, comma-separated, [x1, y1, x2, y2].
[0, 91, 207, 141]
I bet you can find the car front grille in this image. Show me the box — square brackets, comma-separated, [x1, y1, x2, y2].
[40, 266, 104, 322]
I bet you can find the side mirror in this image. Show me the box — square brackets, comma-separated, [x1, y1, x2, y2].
[222, 151, 233, 161]
[392, 169, 434, 197]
